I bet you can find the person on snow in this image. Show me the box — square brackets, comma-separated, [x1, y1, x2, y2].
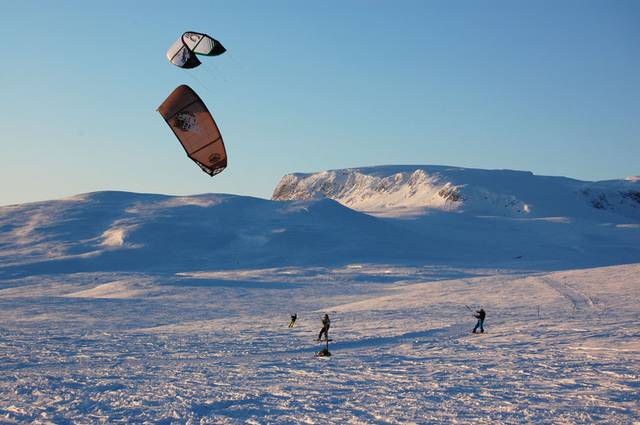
[288, 313, 297, 328]
[472, 308, 486, 333]
[318, 313, 330, 341]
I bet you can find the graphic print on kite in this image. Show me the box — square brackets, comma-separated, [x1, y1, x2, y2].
[166, 32, 226, 69]
[173, 111, 199, 133]
[157, 85, 227, 177]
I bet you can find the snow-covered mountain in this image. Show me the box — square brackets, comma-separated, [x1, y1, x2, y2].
[2, 163, 640, 278]
[273, 165, 640, 220]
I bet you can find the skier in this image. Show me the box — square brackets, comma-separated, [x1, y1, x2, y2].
[317, 313, 330, 341]
[472, 308, 486, 333]
[288, 313, 297, 328]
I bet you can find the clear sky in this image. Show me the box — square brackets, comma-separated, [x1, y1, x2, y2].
[1, 0, 639, 206]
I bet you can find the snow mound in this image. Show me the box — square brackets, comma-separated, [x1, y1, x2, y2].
[66, 280, 145, 299]
[100, 225, 140, 248]
[0, 191, 426, 275]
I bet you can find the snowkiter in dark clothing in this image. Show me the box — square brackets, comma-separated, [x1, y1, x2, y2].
[318, 314, 330, 341]
[288, 313, 297, 328]
[472, 308, 486, 333]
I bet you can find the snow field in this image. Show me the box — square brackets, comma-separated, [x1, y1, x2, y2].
[0, 263, 638, 424]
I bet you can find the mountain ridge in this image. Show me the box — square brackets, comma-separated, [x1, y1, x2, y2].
[272, 165, 640, 220]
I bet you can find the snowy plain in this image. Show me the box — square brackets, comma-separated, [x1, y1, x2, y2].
[1, 165, 639, 424]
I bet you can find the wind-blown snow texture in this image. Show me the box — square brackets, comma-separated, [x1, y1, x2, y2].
[1, 165, 639, 423]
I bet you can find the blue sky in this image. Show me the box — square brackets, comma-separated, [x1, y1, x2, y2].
[1, 0, 638, 205]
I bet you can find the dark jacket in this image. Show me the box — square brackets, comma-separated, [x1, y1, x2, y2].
[322, 315, 330, 328]
[475, 309, 486, 320]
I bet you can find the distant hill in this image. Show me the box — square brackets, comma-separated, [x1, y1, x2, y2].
[273, 165, 640, 220]
[0, 191, 427, 276]
[1, 166, 639, 277]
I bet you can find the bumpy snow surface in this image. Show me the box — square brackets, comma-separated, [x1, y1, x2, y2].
[1, 166, 639, 423]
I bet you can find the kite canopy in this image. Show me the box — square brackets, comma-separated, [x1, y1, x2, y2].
[166, 32, 226, 69]
[157, 85, 227, 176]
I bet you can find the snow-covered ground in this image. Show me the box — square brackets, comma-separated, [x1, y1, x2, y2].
[1, 165, 639, 423]
[0, 264, 638, 423]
